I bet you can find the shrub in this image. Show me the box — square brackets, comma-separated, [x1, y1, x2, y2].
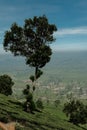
[36, 99, 44, 110]
[63, 99, 87, 125]
[23, 85, 36, 113]
[23, 99, 36, 113]
[0, 74, 14, 96]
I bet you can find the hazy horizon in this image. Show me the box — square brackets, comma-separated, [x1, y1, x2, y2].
[1, 43, 87, 55]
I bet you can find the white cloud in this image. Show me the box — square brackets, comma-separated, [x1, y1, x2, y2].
[51, 43, 87, 52]
[54, 26, 87, 36]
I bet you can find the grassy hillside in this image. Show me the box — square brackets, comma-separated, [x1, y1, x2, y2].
[0, 51, 87, 129]
[0, 94, 86, 130]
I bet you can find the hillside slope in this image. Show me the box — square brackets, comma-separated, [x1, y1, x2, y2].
[0, 94, 86, 130]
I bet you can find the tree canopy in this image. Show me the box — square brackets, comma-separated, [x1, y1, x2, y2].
[63, 99, 87, 125]
[0, 74, 14, 96]
[3, 15, 57, 79]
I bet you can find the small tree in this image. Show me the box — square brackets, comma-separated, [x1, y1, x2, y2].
[23, 84, 36, 113]
[0, 74, 14, 96]
[23, 84, 30, 95]
[63, 99, 87, 125]
[36, 98, 44, 110]
[3, 15, 57, 90]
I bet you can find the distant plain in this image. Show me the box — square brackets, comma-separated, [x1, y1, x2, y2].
[0, 51, 87, 99]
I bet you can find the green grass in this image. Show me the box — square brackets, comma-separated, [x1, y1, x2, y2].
[0, 94, 86, 130]
[1, 52, 87, 129]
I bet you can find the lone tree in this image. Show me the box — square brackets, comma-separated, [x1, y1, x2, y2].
[0, 74, 14, 96]
[3, 15, 57, 89]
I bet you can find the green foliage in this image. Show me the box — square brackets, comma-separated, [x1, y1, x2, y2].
[3, 15, 57, 67]
[36, 69, 43, 79]
[0, 115, 8, 123]
[36, 98, 44, 109]
[32, 86, 35, 91]
[3, 15, 57, 89]
[29, 75, 35, 82]
[63, 99, 87, 125]
[0, 94, 85, 130]
[0, 74, 14, 96]
[23, 98, 36, 113]
[23, 84, 30, 95]
[23, 84, 36, 113]
[54, 99, 60, 107]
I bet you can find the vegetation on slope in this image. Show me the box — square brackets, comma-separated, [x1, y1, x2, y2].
[0, 94, 86, 130]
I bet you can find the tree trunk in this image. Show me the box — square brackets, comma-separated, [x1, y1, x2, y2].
[32, 66, 38, 92]
[35, 66, 38, 81]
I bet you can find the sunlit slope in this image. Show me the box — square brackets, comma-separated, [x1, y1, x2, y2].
[0, 94, 86, 130]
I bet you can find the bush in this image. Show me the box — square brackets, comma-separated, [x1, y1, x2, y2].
[63, 99, 87, 125]
[23, 85, 36, 113]
[23, 84, 30, 95]
[0, 74, 14, 96]
[36, 99, 44, 110]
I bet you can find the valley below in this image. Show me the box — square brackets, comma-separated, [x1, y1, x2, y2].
[0, 51, 87, 101]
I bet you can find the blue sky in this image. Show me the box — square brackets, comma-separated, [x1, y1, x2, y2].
[0, 0, 87, 53]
